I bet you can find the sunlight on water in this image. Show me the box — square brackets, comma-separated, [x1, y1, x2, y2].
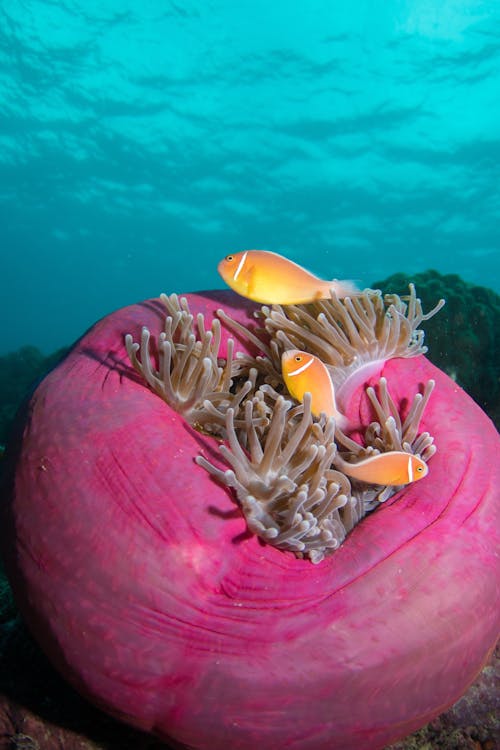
[1, 0, 499, 353]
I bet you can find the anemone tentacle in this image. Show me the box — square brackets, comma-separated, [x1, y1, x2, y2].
[126, 287, 439, 560]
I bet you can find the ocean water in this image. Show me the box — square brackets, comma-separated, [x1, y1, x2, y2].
[1, 0, 499, 355]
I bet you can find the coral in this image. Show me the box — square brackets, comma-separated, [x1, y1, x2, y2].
[373, 270, 500, 429]
[0, 346, 68, 445]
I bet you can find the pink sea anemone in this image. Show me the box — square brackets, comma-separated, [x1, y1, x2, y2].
[1, 290, 499, 750]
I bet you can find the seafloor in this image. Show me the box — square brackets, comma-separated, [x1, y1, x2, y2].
[0, 272, 498, 749]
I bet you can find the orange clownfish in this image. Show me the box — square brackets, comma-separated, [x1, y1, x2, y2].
[335, 451, 429, 486]
[281, 349, 347, 428]
[218, 250, 358, 305]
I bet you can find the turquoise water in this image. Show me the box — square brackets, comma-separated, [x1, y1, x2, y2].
[1, 1, 499, 355]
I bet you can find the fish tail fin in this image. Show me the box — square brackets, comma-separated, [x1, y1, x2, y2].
[329, 279, 360, 298]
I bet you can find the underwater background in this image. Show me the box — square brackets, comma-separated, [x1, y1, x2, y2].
[1, 0, 500, 358]
[0, 4, 499, 748]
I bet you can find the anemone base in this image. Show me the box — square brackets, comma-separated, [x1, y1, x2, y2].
[1, 292, 499, 750]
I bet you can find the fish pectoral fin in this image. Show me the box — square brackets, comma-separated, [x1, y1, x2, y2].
[243, 266, 257, 296]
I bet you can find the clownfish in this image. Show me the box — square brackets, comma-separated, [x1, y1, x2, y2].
[335, 451, 428, 486]
[281, 349, 347, 428]
[218, 250, 358, 305]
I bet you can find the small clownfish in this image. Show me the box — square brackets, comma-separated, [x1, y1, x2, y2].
[335, 451, 429, 487]
[218, 250, 358, 305]
[281, 349, 347, 428]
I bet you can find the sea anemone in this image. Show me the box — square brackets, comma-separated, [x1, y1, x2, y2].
[125, 293, 236, 428]
[1, 289, 498, 750]
[197, 394, 353, 563]
[218, 284, 444, 409]
[126, 287, 440, 562]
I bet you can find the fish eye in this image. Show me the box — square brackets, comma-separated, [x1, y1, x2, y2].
[294, 355, 302, 362]
[225, 254, 234, 262]
[416, 465, 423, 472]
